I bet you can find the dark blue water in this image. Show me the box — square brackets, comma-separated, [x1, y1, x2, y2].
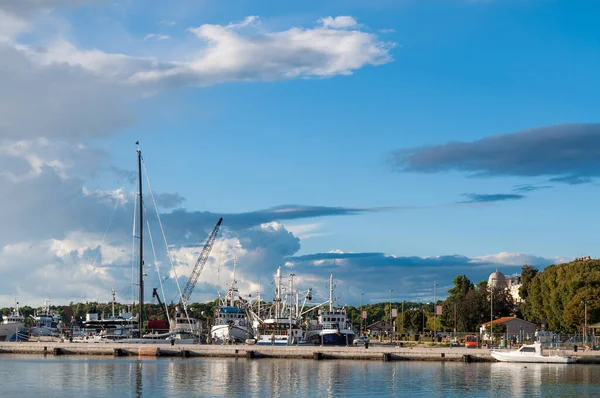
[1, 355, 599, 397]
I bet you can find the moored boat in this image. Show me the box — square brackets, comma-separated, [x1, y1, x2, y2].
[210, 259, 254, 344]
[303, 273, 355, 346]
[491, 341, 574, 364]
[0, 299, 27, 341]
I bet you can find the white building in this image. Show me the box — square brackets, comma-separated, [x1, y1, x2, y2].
[488, 269, 523, 303]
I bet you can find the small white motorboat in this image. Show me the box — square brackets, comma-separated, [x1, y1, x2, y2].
[491, 341, 574, 364]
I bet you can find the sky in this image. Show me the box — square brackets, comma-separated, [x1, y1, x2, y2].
[0, 0, 598, 309]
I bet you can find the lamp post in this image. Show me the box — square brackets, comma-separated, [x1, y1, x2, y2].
[433, 283, 437, 341]
[453, 302, 457, 339]
[360, 293, 364, 336]
[401, 300, 405, 340]
[490, 278, 496, 345]
[582, 300, 589, 346]
[421, 302, 425, 337]
[389, 289, 393, 343]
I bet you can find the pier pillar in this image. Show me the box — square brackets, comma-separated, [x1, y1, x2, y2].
[138, 347, 161, 357]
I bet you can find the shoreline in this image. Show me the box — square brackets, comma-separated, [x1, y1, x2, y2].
[1, 342, 599, 363]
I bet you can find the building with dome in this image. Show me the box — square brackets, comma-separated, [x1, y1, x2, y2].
[488, 269, 523, 303]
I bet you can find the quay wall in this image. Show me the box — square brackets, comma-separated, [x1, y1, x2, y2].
[1, 342, 599, 363]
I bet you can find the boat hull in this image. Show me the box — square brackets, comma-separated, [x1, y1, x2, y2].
[211, 324, 254, 344]
[0, 323, 26, 342]
[491, 351, 574, 364]
[305, 329, 355, 346]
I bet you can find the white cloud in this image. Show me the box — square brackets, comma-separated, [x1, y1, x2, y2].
[132, 16, 394, 86]
[144, 33, 171, 41]
[471, 252, 571, 267]
[0, 9, 29, 41]
[319, 16, 360, 29]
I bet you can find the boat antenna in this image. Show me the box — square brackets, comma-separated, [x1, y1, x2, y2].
[137, 141, 144, 335]
[329, 273, 333, 312]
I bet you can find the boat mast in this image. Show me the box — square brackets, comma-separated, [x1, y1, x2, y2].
[329, 273, 333, 312]
[112, 288, 116, 318]
[137, 141, 144, 334]
[275, 266, 282, 319]
[289, 273, 295, 344]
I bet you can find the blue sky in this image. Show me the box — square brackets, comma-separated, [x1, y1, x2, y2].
[0, 0, 598, 308]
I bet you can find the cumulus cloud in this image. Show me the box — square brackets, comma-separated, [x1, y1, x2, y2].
[390, 124, 600, 185]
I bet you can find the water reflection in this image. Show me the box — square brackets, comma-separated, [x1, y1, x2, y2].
[2, 355, 600, 397]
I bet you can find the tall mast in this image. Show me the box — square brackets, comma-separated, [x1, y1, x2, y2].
[112, 288, 116, 318]
[137, 141, 144, 334]
[275, 266, 282, 319]
[289, 273, 295, 344]
[329, 273, 333, 312]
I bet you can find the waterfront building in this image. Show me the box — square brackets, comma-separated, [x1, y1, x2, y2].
[480, 316, 536, 342]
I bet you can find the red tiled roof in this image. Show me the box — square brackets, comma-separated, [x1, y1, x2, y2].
[480, 316, 517, 326]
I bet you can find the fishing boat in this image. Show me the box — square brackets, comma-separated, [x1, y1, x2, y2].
[0, 299, 27, 341]
[210, 259, 254, 344]
[30, 297, 62, 337]
[253, 267, 311, 346]
[303, 273, 355, 346]
[491, 341, 574, 364]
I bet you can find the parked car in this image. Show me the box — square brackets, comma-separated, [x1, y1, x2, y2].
[354, 336, 370, 345]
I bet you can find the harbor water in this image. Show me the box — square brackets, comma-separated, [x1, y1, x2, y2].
[2, 355, 600, 397]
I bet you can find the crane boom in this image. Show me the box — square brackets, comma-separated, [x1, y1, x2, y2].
[180, 217, 223, 306]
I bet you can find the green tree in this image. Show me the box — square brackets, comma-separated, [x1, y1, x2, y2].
[519, 264, 538, 301]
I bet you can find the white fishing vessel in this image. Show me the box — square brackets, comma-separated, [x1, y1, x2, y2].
[253, 267, 311, 346]
[303, 273, 355, 346]
[210, 259, 254, 344]
[0, 299, 26, 341]
[491, 342, 574, 364]
[30, 297, 61, 337]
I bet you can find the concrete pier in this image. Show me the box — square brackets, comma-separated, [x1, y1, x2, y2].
[1, 342, 598, 363]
